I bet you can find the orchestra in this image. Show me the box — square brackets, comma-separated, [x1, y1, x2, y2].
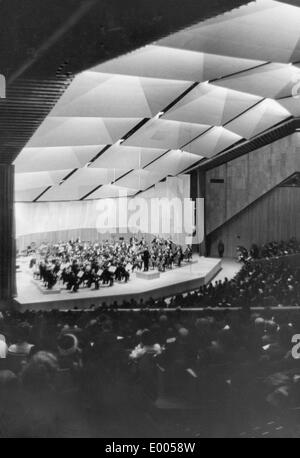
[31, 237, 193, 291]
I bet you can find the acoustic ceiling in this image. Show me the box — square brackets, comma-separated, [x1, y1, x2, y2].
[14, 0, 300, 201]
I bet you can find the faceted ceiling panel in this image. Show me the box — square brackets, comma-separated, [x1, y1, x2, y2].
[90, 184, 139, 200]
[214, 63, 300, 99]
[279, 97, 300, 117]
[38, 168, 128, 202]
[15, 170, 72, 191]
[116, 169, 165, 191]
[145, 150, 201, 176]
[163, 83, 262, 126]
[26, 117, 141, 148]
[51, 73, 191, 119]
[184, 127, 242, 157]
[158, 0, 300, 63]
[14, 145, 104, 173]
[91, 145, 165, 170]
[225, 99, 291, 139]
[91, 45, 264, 82]
[123, 119, 211, 150]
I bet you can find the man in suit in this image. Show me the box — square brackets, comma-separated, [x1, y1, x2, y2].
[142, 248, 150, 272]
[218, 240, 225, 258]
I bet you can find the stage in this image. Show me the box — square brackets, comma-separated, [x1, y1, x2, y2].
[14, 255, 223, 311]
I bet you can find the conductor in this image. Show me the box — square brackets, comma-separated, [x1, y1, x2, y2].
[142, 248, 150, 272]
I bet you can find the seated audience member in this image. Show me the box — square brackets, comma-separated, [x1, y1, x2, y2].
[0, 334, 8, 359]
[8, 323, 34, 357]
[259, 238, 300, 259]
[57, 333, 82, 371]
[250, 243, 259, 259]
[0, 369, 17, 389]
[129, 329, 162, 360]
[7, 323, 35, 373]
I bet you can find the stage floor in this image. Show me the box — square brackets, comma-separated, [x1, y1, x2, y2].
[15, 255, 223, 311]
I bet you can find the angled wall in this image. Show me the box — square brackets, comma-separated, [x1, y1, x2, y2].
[205, 133, 300, 234]
[207, 185, 300, 257]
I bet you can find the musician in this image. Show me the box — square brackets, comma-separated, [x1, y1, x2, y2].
[176, 246, 184, 267]
[61, 265, 70, 285]
[66, 270, 78, 292]
[132, 254, 142, 272]
[115, 263, 130, 283]
[184, 245, 192, 262]
[101, 266, 114, 287]
[36, 259, 55, 290]
[92, 267, 101, 290]
[158, 254, 166, 272]
[65, 260, 79, 292]
[39, 261, 46, 283]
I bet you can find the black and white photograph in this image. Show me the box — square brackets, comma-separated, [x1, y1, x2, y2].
[0, 0, 300, 441]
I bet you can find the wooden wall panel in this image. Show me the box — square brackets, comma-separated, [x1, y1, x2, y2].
[205, 164, 227, 233]
[226, 154, 248, 220]
[209, 187, 300, 257]
[205, 133, 300, 233]
[248, 134, 298, 203]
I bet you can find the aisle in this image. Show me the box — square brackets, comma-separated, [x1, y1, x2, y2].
[211, 257, 241, 283]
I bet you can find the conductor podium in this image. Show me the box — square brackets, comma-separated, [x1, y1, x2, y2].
[31, 278, 61, 295]
[135, 270, 161, 280]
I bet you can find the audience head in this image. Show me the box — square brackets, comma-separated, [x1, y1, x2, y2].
[57, 333, 79, 356]
[15, 322, 32, 344]
[140, 329, 156, 346]
[21, 351, 58, 393]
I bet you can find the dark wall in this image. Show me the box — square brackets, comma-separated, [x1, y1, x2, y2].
[0, 0, 252, 80]
[0, 165, 15, 306]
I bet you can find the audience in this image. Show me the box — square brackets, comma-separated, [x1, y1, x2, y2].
[0, 237, 297, 437]
[0, 304, 299, 436]
[237, 237, 300, 262]
[165, 258, 300, 310]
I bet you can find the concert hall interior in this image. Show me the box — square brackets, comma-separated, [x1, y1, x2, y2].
[0, 0, 300, 439]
